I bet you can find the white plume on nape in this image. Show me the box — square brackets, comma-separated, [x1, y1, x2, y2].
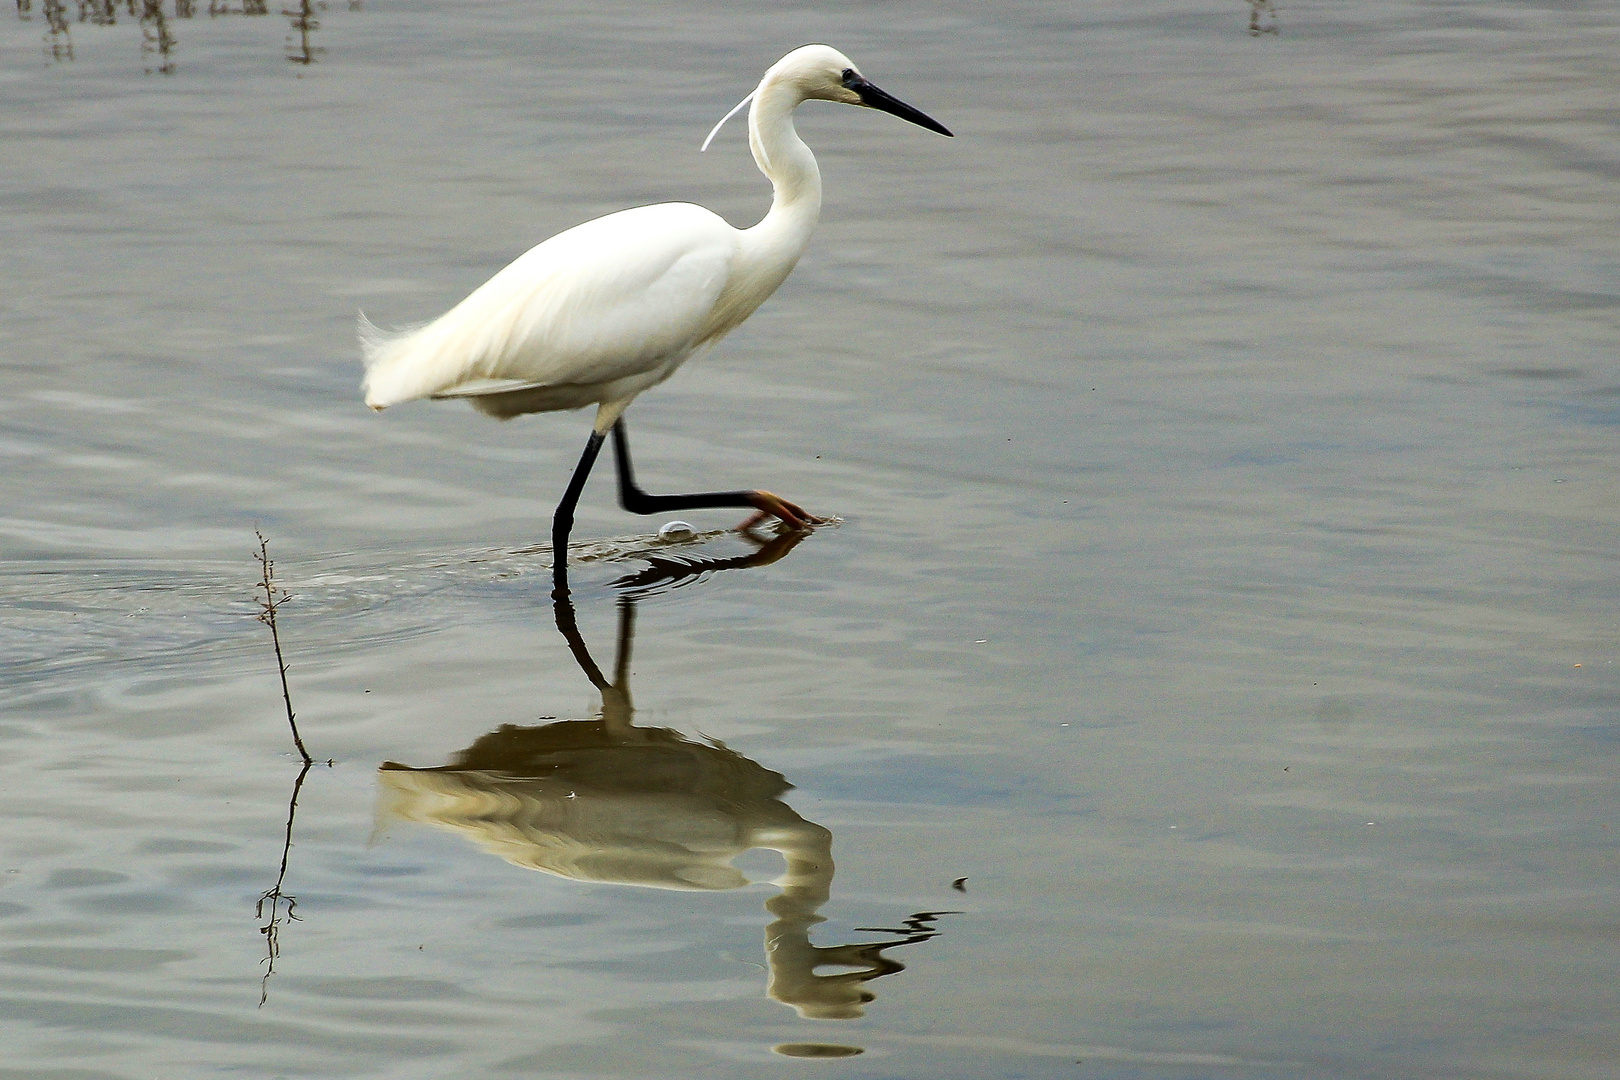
[700, 89, 756, 153]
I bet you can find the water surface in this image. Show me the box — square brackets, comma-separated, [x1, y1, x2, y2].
[1, 1, 1617, 1077]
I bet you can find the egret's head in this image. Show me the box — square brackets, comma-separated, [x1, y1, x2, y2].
[769, 44, 863, 103]
[773, 44, 953, 136]
[702, 44, 952, 153]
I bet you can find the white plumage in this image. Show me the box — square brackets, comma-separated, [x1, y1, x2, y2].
[357, 44, 950, 574]
[362, 202, 740, 421]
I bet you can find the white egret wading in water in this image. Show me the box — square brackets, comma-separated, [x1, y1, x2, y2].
[359, 45, 951, 592]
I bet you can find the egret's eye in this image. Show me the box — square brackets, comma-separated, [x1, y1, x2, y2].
[840, 68, 859, 87]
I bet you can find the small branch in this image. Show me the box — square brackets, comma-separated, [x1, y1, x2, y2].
[254, 532, 312, 765]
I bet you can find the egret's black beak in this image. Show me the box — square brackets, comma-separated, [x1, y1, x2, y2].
[843, 71, 953, 137]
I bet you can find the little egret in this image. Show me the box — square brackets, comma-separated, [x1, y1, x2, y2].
[359, 44, 951, 591]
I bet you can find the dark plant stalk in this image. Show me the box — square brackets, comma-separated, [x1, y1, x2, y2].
[255, 532, 312, 765]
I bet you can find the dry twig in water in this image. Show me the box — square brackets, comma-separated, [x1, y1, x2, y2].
[252, 531, 330, 1006]
[255, 531, 312, 765]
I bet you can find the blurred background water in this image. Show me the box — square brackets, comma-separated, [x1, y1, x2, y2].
[1, 1, 1617, 1077]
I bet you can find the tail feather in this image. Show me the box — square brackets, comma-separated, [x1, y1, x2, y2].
[357, 311, 389, 369]
[358, 310, 394, 411]
[358, 311, 440, 411]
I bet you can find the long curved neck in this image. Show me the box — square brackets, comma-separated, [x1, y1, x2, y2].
[742, 78, 821, 263]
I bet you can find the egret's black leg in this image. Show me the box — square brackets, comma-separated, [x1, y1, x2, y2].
[612, 420, 751, 515]
[551, 428, 606, 597]
[611, 420, 818, 527]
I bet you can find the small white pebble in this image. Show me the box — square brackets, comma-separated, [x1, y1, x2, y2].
[1365, 822, 1376, 826]
[657, 521, 695, 541]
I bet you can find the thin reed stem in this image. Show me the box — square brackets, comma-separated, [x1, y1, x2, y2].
[254, 532, 312, 765]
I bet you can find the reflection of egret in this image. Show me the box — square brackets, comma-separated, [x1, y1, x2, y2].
[359, 45, 952, 588]
[377, 595, 946, 1020]
[608, 521, 810, 597]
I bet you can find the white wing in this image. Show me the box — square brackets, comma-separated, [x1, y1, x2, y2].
[362, 202, 738, 410]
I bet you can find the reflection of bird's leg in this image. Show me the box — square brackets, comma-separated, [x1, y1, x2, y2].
[607, 525, 814, 594]
[612, 420, 818, 529]
[734, 525, 813, 566]
[550, 590, 639, 737]
[551, 590, 610, 691]
[551, 428, 607, 595]
[601, 598, 636, 736]
[612, 597, 634, 685]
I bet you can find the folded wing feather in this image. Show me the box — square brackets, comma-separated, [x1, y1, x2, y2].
[362, 203, 737, 411]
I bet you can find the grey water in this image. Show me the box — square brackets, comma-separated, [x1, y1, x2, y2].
[2, 0, 1618, 1076]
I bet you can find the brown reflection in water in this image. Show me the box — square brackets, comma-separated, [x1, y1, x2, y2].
[377, 593, 949, 1022]
[1247, 0, 1279, 37]
[80, 0, 116, 25]
[43, 0, 73, 60]
[140, 0, 174, 73]
[282, 0, 319, 66]
[774, 1042, 864, 1058]
[15, 0, 79, 61]
[12, 0, 356, 70]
